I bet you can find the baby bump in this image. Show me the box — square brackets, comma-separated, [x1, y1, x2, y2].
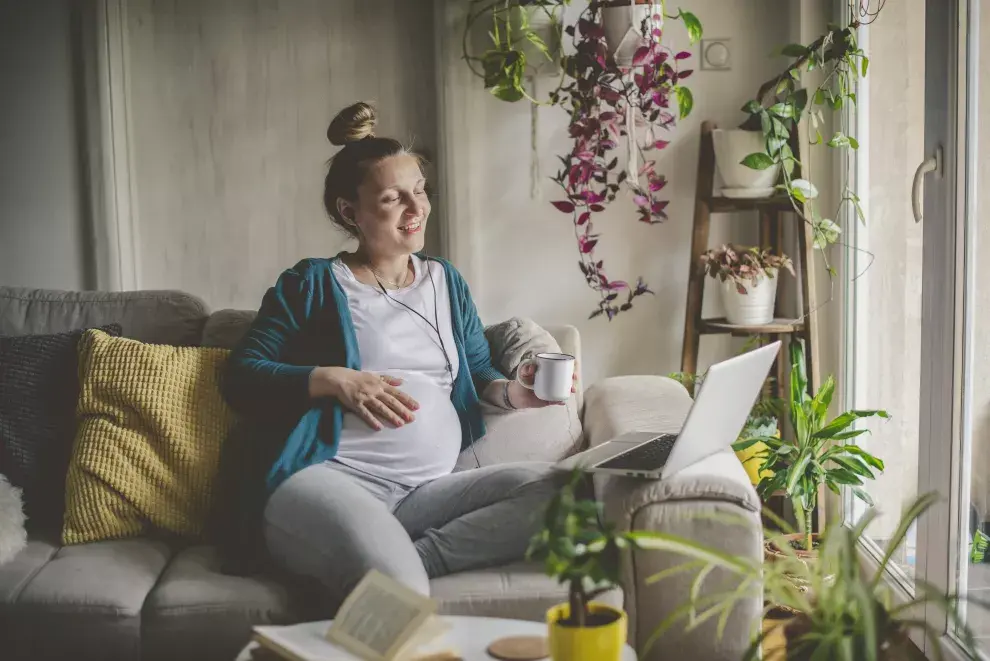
[336, 371, 463, 480]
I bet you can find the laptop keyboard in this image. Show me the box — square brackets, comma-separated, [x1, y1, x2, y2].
[597, 434, 678, 471]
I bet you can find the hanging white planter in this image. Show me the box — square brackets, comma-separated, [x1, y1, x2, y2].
[720, 272, 779, 326]
[600, 0, 655, 67]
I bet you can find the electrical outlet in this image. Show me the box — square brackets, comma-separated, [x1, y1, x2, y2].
[701, 39, 732, 71]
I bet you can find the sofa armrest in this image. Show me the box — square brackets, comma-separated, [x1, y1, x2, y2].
[582, 375, 693, 448]
[585, 376, 762, 660]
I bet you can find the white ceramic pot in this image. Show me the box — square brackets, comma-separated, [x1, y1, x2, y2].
[720, 272, 778, 326]
[600, 2, 656, 66]
[712, 128, 781, 194]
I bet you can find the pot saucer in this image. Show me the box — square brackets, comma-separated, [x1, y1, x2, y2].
[720, 187, 777, 199]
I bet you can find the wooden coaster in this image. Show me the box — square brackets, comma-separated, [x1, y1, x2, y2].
[486, 635, 549, 660]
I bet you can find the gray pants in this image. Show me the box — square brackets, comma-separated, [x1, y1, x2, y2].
[263, 460, 561, 601]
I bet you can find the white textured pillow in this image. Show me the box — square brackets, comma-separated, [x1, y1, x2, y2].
[0, 474, 27, 566]
[456, 318, 583, 469]
[484, 317, 561, 378]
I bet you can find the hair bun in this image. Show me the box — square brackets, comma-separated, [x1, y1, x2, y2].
[327, 102, 377, 146]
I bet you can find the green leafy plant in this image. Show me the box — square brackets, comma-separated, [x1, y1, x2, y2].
[463, 1, 569, 102]
[645, 492, 986, 660]
[699, 244, 795, 295]
[527, 470, 656, 626]
[733, 339, 889, 551]
[738, 2, 887, 278]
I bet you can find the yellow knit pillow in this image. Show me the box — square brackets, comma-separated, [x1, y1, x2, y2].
[62, 329, 235, 545]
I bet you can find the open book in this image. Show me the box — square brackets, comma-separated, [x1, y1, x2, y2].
[252, 570, 455, 661]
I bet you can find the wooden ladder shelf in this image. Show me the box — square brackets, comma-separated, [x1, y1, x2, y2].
[680, 120, 823, 528]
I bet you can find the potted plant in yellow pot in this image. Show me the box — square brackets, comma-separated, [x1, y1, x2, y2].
[527, 471, 647, 661]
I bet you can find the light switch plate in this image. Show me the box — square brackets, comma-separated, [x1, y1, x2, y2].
[701, 39, 731, 70]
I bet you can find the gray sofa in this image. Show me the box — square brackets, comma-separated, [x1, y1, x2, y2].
[0, 286, 762, 661]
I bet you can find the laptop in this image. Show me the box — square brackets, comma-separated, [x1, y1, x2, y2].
[556, 341, 781, 479]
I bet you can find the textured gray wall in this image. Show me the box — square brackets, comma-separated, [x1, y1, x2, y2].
[0, 0, 91, 289]
[119, 0, 440, 309]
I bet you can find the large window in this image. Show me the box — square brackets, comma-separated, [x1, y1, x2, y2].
[846, 0, 925, 588]
[845, 0, 990, 655]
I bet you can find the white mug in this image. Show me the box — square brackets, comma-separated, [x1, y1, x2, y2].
[516, 352, 575, 402]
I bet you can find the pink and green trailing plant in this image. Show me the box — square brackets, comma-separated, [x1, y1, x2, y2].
[549, 2, 700, 320]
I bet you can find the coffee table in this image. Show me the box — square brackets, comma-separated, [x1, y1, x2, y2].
[235, 615, 637, 660]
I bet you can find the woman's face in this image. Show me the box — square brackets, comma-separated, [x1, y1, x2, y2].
[341, 153, 430, 258]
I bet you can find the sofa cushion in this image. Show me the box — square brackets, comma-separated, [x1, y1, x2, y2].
[455, 400, 583, 469]
[0, 287, 209, 346]
[0, 539, 57, 605]
[2, 538, 171, 661]
[63, 331, 236, 545]
[0, 324, 121, 535]
[142, 545, 296, 661]
[430, 561, 622, 622]
[202, 309, 256, 350]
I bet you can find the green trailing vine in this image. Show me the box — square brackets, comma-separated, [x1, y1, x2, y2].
[739, 1, 885, 279]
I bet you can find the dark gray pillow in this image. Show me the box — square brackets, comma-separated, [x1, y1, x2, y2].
[0, 324, 121, 537]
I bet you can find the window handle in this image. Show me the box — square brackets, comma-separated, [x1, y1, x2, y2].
[912, 146, 942, 223]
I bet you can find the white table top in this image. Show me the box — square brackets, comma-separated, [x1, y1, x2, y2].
[236, 615, 637, 661]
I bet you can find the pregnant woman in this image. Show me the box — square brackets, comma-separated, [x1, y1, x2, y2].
[222, 102, 573, 601]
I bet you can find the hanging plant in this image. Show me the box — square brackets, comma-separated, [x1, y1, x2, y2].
[462, 0, 569, 103]
[738, 0, 887, 279]
[462, 1, 702, 321]
[550, 1, 701, 320]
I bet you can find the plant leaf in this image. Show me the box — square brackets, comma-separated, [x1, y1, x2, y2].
[678, 10, 703, 45]
[785, 450, 813, 494]
[676, 86, 694, 119]
[740, 152, 775, 170]
[742, 100, 762, 115]
[768, 102, 795, 119]
[789, 179, 819, 202]
[813, 409, 889, 439]
[827, 132, 852, 149]
[851, 485, 874, 507]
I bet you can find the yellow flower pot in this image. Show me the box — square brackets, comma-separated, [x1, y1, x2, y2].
[736, 429, 778, 485]
[546, 602, 627, 661]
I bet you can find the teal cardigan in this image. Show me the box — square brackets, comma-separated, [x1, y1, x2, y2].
[222, 255, 506, 493]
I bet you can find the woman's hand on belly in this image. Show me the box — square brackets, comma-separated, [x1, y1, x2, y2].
[309, 366, 420, 431]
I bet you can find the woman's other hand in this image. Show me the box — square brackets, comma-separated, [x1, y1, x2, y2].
[509, 362, 578, 409]
[309, 367, 419, 431]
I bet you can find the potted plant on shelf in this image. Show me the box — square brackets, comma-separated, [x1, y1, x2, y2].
[645, 492, 985, 660]
[732, 339, 888, 557]
[712, 126, 782, 198]
[526, 470, 643, 660]
[699, 244, 794, 326]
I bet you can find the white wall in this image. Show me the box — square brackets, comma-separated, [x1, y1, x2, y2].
[0, 0, 91, 290]
[446, 0, 792, 384]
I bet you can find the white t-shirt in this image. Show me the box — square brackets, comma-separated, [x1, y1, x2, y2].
[330, 255, 463, 486]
